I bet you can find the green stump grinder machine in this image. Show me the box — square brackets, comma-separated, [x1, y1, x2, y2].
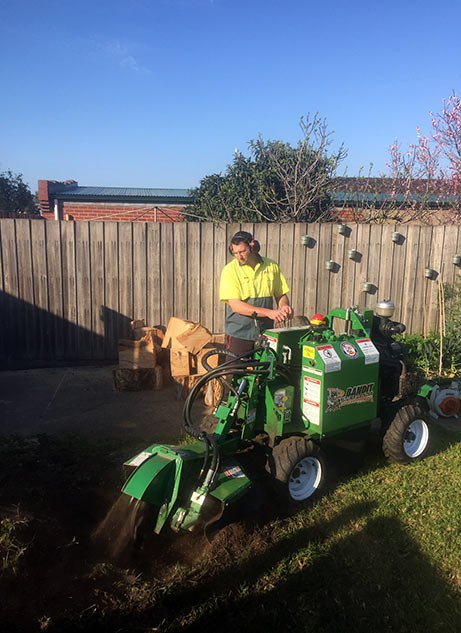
[120, 301, 460, 543]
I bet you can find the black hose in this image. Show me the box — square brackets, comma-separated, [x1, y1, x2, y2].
[183, 363, 271, 435]
[200, 348, 237, 373]
[200, 348, 240, 406]
[182, 346, 274, 488]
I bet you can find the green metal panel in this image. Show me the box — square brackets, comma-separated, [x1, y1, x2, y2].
[263, 326, 310, 368]
[210, 460, 251, 503]
[264, 380, 296, 438]
[300, 334, 379, 437]
[122, 452, 177, 506]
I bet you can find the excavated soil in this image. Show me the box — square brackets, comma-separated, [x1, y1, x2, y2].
[1, 366, 460, 632]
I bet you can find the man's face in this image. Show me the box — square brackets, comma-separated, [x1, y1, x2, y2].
[231, 241, 252, 265]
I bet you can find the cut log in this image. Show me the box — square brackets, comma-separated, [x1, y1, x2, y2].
[210, 333, 226, 345]
[132, 325, 165, 345]
[112, 368, 157, 391]
[204, 378, 223, 407]
[170, 349, 193, 377]
[162, 317, 211, 354]
[176, 323, 212, 354]
[172, 375, 207, 401]
[118, 330, 160, 369]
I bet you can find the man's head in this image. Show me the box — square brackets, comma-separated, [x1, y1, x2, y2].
[229, 231, 260, 265]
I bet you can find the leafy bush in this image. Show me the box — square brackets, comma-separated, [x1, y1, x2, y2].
[397, 330, 461, 378]
[443, 277, 461, 332]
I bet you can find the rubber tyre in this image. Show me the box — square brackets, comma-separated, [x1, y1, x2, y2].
[382, 404, 431, 464]
[129, 497, 155, 549]
[270, 437, 327, 503]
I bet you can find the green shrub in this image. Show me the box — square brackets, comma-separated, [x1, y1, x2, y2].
[397, 329, 461, 378]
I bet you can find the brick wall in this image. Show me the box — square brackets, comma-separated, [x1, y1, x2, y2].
[59, 201, 186, 222]
[38, 179, 78, 219]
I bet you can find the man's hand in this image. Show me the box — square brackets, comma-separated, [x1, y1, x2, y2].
[270, 307, 292, 323]
[279, 304, 294, 320]
[228, 298, 293, 323]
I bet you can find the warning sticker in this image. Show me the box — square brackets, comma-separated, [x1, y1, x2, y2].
[356, 338, 380, 365]
[303, 366, 323, 376]
[302, 399, 320, 425]
[316, 344, 341, 373]
[303, 345, 315, 359]
[303, 376, 321, 404]
[263, 335, 278, 351]
[128, 451, 152, 467]
[223, 465, 246, 479]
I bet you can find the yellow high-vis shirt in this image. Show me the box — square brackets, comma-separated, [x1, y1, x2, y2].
[219, 256, 289, 340]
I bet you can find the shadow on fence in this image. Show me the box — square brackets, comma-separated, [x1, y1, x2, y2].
[0, 291, 131, 369]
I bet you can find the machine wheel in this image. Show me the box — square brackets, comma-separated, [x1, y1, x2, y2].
[129, 497, 154, 549]
[382, 404, 431, 464]
[270, 436, 327, 503]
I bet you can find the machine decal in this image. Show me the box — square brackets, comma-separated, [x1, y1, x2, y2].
[302, 399, 320, 425]
[356, 338, 380, 364]
[340, 342, 358, 358]
[303, 366, 323, 376]
[223, 465, 246, 479]
[326, 383, 375, 411]
[303, 345, 315, 359]
[263, 335, 278, 351]
[316, 344, 341, 373]
[128, 451, 153, 467]
[303, 376, 321, 403]
[274, 388, 293, 423]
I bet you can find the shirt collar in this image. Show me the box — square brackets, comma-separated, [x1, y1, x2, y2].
[238, 254, 263, 268]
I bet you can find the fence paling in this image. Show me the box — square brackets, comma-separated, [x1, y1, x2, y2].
[0, 219, 459, 364]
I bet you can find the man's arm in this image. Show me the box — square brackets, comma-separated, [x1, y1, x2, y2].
[228, 298, 289, 323]
[276, 294, 294, 319]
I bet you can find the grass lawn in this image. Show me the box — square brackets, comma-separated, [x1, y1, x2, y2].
[1, 422, 460, 633]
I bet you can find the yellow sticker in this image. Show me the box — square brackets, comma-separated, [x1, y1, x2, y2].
[303, 345, 315, 359]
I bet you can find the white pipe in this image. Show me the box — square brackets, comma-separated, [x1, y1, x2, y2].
[54, 199, 60, 221]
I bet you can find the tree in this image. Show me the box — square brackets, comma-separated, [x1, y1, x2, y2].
[384, 92, 461, 221]
[0, 170, 37, 214]
[431, 91, 461, 191]
[186, 114, 346, 223]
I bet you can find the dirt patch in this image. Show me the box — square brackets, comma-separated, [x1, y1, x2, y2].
[1, 367, 460, 632]
[0, 365, 209, 441]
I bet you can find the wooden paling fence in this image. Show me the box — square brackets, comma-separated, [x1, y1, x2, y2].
[1, 219, 460, 366]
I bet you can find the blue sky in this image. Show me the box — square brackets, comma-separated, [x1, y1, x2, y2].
[1, 0, 460, 191]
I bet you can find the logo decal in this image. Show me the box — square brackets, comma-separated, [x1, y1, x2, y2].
[340, 342, 358, 358]
[326, 383, 374, 411]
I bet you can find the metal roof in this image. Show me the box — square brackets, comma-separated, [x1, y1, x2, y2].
[330, 191, 460, 205]
[53, 186, 192, 204]
[57, 186, 191, 198]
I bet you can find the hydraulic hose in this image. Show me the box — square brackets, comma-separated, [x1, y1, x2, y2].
[183, 356, 271, 486]
[200, 348, 240, 406]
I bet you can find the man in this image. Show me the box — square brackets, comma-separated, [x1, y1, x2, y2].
[219, 231, 293, 355]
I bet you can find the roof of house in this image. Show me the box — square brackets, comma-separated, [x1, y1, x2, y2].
[44, 178, 459, 207]
[49, 183, 191, 204]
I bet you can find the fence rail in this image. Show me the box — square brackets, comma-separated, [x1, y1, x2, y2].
[1, 219, 460, 365]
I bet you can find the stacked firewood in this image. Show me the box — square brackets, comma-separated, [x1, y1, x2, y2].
[113, 317, 224, 405]
[113, 321, 166, 391]
[161, 317, 225, 404]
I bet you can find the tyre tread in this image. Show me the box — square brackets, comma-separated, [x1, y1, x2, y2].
[382, 403, 430, 464]
[270, 436, 326, 503]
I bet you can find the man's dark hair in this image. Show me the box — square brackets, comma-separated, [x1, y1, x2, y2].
[230, 230, 253, 247]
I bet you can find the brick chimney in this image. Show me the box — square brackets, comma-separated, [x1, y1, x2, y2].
[38, 180, 78, 219]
